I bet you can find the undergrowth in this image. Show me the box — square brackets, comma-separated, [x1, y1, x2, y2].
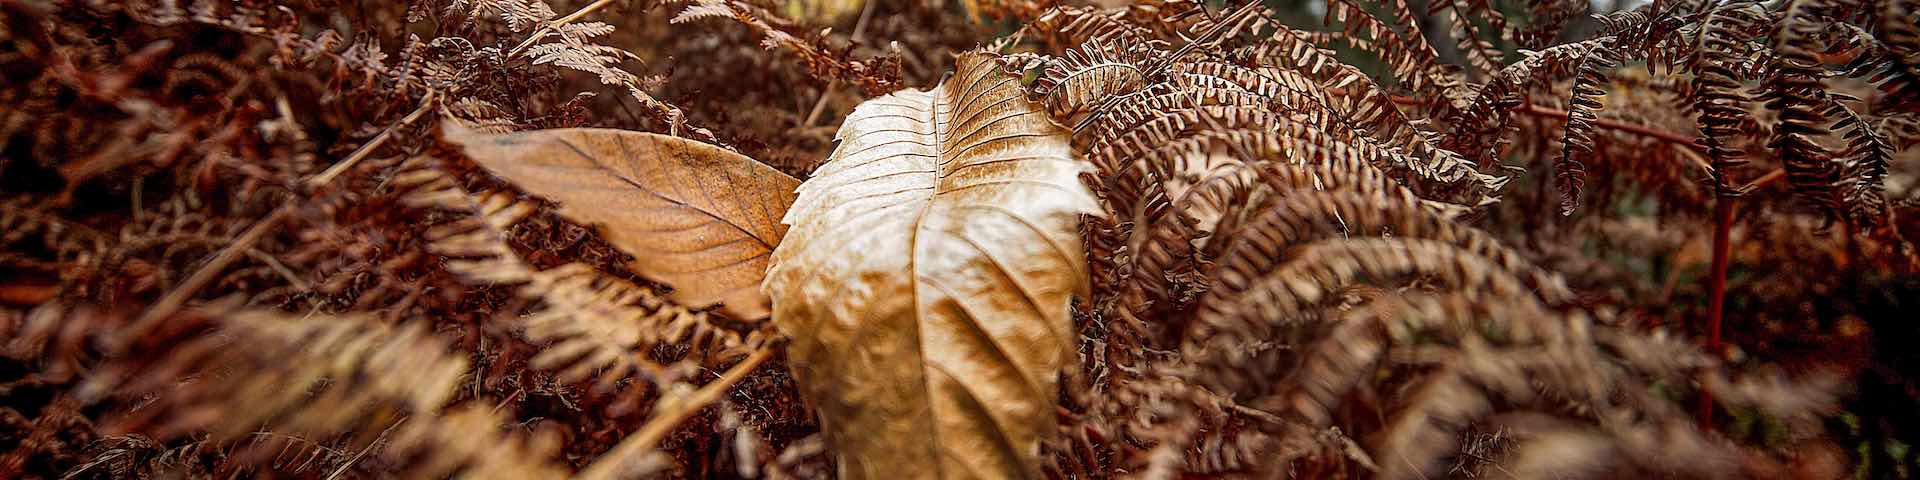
[2, 0, 1916, 478]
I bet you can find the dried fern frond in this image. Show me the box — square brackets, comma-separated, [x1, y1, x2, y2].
[1443, 37, 1612, 166]
[1849, 0, 1920, 112]
[1024, 1, 1203, 51]
[1033, 39, 1149, 121]
[1689, 2, 1766, 194]
[395, 156, 761, 390]
[520, 263, 767, 388]
[450, 0, 556, 32]
[1242, 15, 1503, 201]
[1171, 158, 1261, 255]
[394, 158, 538, 284]
[1206, 188, 1567, 307]
[1427, 0, 1508, 76]
[1764, 0, 1846, 219]
[462, 0, 718, 143]
[91, 305, 468, 446]
[1102, 174, 1218, 338]
[1373, 336, 1710, 480]
[1188, 237, 1554, 396]
[386, 404, 572, 480]
[1321, 0, 1450, 95]
[1249, 156, 1470, 218]
[1824, 93, 1898, 229]
[1555, 43, 1624, 215]
[1081, 82, 1490, 212]
[671, 0, 901, 95]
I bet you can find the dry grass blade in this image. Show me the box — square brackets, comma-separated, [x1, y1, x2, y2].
[764, 51, 1100, 479]
[444, 123, 801, 319]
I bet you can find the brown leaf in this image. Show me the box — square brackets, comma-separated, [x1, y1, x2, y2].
[444, 123, 799, 320]
[764, 52, 1100, 479]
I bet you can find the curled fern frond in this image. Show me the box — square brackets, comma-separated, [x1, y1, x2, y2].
[0, 199, 109, 268]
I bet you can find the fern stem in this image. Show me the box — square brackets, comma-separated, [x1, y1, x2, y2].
[1356, 88, 1703, 149]
[0, 282, 56, 307]
[1516, 103, 1698, 147]
[1686, 159, 1789, 431]
[1698, 193, 1737, 428]
[577, 346, 774, 480]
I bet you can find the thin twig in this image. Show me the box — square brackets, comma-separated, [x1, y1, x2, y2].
[803, 82, 836, 128]
[851, 0, 878, 43]
[1741, 168, 1787, 191]
[306, 91, 439, 188]
[577, 347, 775, 480]
[121, 204, 294, 344]
[507, 0, 621, 59]
[246, 248, 310, 290]
[325, 417, 407, 480]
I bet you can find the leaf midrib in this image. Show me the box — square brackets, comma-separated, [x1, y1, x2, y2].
[552, 136, 779, 251]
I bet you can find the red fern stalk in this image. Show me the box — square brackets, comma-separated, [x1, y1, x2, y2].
[1698, 194, 1736, 428]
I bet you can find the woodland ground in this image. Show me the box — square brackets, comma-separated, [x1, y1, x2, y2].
[2, 0, 1918, 479]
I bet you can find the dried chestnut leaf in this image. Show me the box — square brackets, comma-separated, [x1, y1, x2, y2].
[764, 52, 1099, 479]
[444, 123, 800, 320]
